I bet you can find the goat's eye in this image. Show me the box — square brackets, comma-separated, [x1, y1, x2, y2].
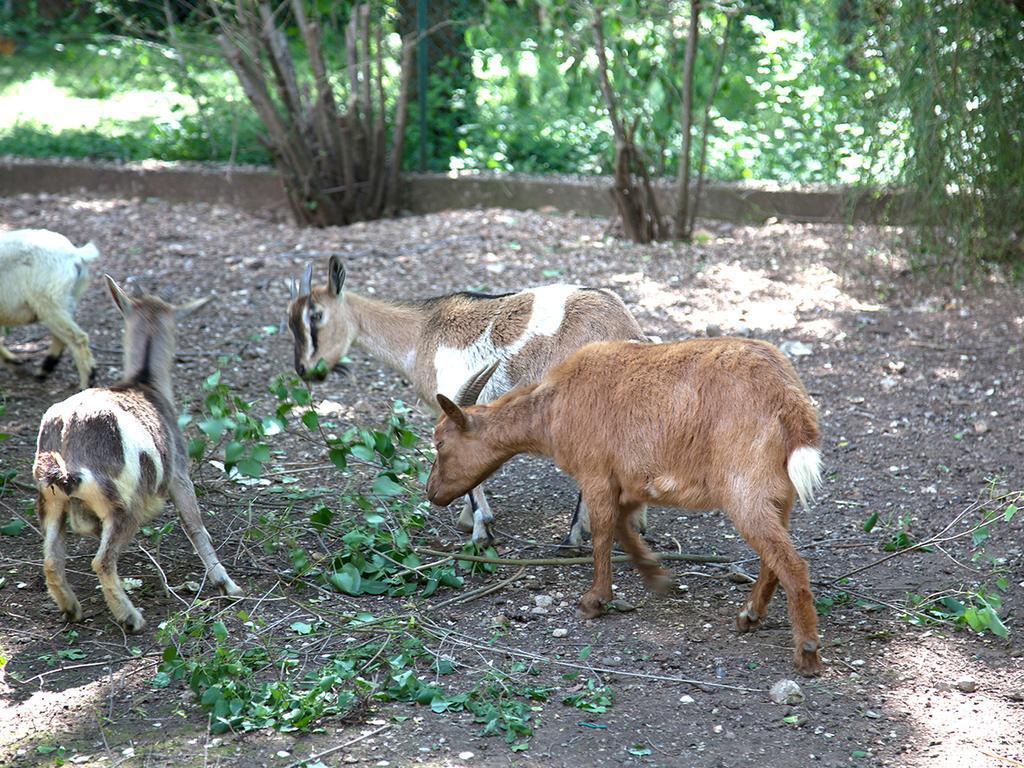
[436, 440, 445, 450]
[310, 310, 323, 323]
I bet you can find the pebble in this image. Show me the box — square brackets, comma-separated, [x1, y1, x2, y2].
[879, 376, 898, 391]
[458, 751, 474, 760]
[956, 676, 978, 693]
[552, 628, 568, 638]
[706, 323, 722, 337]
[769, 679, 805, 705]
[679, 694, 695, 704]
[534, 595, 553, 608]
[974, 420, 989, 435]
[779, 340, 813, 358]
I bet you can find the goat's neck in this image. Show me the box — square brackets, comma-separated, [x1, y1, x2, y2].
[346, 292, 423, 377]
[123, 318, 176, 404]
[477, 384, 554, 460]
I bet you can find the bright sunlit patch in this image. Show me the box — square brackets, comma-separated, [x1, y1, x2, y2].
[881, 636, 1024, 767]
[0, 73, 193, 132]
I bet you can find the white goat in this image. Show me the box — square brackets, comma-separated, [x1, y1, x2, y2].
[286, 255, 648, 547]
[427, 339, 824, 675]
[33, 276, 242, 632]
[0, 229, 99, 389]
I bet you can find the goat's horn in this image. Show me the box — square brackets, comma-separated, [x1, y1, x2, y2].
[289, 277, 298, 300]
[301, 262, 313, 295]
[455, 360, 501, 407]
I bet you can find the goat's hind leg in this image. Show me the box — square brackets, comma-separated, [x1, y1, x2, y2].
[614, 503, 669, 593]
[31, 300, 95, 388]
[92, 510, 145, 632]
[729, 497, 821, 676]
[169, 471, 242, 597]
[736, 493, 792, 633]
[37, 336, 66, 379]
[39, 492, 82, 623]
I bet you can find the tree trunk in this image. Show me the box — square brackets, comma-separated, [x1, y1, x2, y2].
[674, 0, 701, 241]
[212, 2, 413, 227]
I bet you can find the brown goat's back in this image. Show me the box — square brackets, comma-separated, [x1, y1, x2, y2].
[535, 338, 819, 511]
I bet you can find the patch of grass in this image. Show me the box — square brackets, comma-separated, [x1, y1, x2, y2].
[0, 36, 268, 164]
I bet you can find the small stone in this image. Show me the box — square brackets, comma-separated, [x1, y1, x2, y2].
[865, 710, 881, 719]
[779, 340, 813, 358]
[886, 360, 906, 375]
[706, 323, 722, 337]
[879, 376, 898, 391]
[534, 594, 553, 608]
[974, 420, 989, 435]
[551, 628, 568, 638]
[679, 694, 695, 704]
[956, 676, 977, 693]
[458, 751, 474, 760]
[769, 679, 804, 705]
[601, 655, 623, 667]
[276, 751, 290, 758]
[734, 325, 752, 338]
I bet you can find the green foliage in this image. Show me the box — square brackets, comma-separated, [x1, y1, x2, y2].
[874, 0, 1024, 271]
[561, 676, 614, 714]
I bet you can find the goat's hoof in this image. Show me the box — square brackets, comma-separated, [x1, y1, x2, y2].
[794, 640, 822, 677]
[86, 368, 97, 387]
[553, 534, 586, 557]
[218, 579, 244, 598]
[455, 518, 474, 534]
[736, 605, 763, 633]
[644, 571, 671, 594]
[577, 594, 606, 619]
[61, 602, 83, 624]
[119, 611, 146, 634]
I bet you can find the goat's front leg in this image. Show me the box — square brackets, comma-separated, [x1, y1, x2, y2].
[561, 496, 648, 554]
[38, 493, 82, 623]
[463, 486, 495, 547]
[577, 487, 616, 618]
[169, 470, 242, 597]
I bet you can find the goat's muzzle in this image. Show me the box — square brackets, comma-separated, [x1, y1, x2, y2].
[425, 467, 459, 508]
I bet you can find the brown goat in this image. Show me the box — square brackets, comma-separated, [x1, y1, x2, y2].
[426, 338, 824, 675]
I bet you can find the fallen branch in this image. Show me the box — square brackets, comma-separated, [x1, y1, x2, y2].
[414, 547, 732, 567]
[427, 566, 527, 611]
[284, 724, 391, 768]
[417, 618, 765, 693]
[824, 493, 1020, 584]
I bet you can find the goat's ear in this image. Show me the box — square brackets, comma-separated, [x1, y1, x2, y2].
[328, 255, 347, 298]
[436, 394, 470, 431]
[175, 295, 214, 320]
[105, 274, 133, 317]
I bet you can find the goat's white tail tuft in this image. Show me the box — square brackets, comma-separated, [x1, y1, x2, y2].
[78, 242, 100, 262]
[787, 446, 822, 509]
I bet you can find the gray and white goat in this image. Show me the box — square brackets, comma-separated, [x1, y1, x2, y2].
[287, 255, 648, 547]
[0, 228, 100, 388]
[33, 276, 242, 632]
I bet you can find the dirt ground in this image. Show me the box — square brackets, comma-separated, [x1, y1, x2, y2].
[1, 193, 1022, 768]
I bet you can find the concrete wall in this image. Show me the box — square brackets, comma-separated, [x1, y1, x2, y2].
[0, 157, 902, 225]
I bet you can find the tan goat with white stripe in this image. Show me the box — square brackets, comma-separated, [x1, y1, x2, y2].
[33, 276, 241, 632]
[287, 255, 647, 547]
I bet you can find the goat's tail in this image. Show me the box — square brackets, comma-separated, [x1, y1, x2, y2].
[787, 446, 822, 510]
[781, 391, 822, 509]
[77, 242, 100, 263]
[33, 451, 81, 497]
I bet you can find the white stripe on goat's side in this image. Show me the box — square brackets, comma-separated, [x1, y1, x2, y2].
[433, 284, 579, 402]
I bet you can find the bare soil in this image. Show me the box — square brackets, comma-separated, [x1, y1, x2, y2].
[1, 193, 1023, 768]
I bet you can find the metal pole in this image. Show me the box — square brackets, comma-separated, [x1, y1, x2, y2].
[417, 0, 428, 171]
